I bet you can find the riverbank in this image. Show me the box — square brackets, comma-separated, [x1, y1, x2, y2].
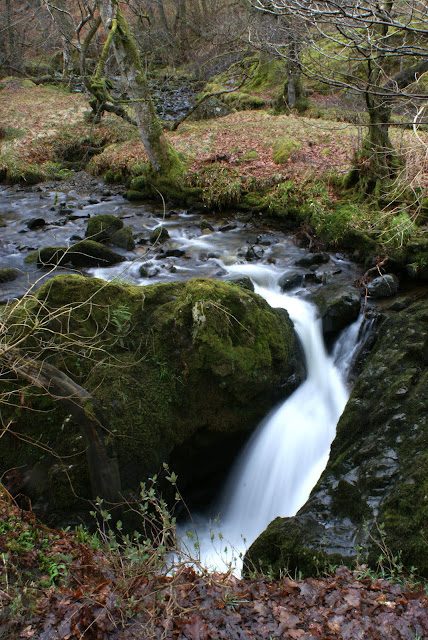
[1, 487, 427, 639]
[2, 77, 428, 274]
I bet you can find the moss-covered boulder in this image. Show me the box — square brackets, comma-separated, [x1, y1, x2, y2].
[150, 226, 170, 244]
[245, 297, 428, 578]
[189, 97, 234, 121]
[110, 226, 135, 250]
[0, 268, 19, 283]
[85, 214, 123, 242]
[312, 283, 361, 338]
[35, 240, 124, 268]
[0, 275, 303, 523]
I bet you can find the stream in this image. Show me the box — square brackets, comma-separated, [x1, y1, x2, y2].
[0, 180, 368, 573]
[177, 267, 364, 574]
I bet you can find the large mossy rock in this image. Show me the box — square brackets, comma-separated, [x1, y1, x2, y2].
[0, 275, 303, 522]
[189, 97, 234, 121]
[85, 214, 123, 242]
[36, 240, 124, 268]
[245, 297, 428, 578]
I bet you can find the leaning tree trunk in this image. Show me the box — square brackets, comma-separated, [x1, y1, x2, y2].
[6, 349, 121, 505]
[97, 0, 178, 174]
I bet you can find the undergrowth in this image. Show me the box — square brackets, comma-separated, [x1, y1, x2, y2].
[0, 466, 206, 638]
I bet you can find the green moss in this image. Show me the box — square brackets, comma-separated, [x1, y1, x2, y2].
[204, 55, 287, 113]
[36, 241, 124, 268]
[129, 174, 148, 193]
[0, 268, 19, 283]
[239, 150, 259, 162]
[125, 148, 190, 202]
[110, 226, 135, 250]
[222, 92, 266, 110]
[380, 450, 428, 575]
[310, 203, 354, 244]
[331, 480, 371, 523]
[273, 137, 302, 164]
[244, 517, 344, 578]
[85, 214, 123, 242]
[4, 161, 46, 184]
[0, 386, 86, 513]
[126, 189, 147, 201]
[104, 169, 117, 184]
[24, 252, 39, 264]
[188, 165, 245, 209]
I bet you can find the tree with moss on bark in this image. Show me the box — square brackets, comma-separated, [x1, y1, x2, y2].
[42, 0, 186, 193]
[94, 0, 185, 192]
[248, 0, 428, 199]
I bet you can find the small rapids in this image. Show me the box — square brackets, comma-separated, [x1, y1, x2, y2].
[179, 263, 363, 574]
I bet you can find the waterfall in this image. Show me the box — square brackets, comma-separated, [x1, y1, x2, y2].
[179, 264, 363, 573]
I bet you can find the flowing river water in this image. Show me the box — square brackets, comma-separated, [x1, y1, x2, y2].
[0, 182, 368, 573]
[177, 267, 363, 573]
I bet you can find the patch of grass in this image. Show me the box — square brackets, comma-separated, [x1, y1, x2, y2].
[273, 137, 302, 164]
[222, 92, 267, 110]
[188, 164, 247, 209]
[0, 81, 136, 183]
[239, 149, 259, 162]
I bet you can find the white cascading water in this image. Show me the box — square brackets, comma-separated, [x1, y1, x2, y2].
[181, 264, 362, 573]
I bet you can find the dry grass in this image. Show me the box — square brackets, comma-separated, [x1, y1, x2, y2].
[1, 78, 427, 193]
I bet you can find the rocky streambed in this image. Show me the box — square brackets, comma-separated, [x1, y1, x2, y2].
[1, 175, 427, 578]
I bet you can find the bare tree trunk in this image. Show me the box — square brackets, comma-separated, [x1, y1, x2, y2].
[156, 0, 170, 36]
[7, 349, 122, 504]
[174, 0, 188, 54]
[359, 1, 400, 192]
[5, 0, 14, 64]
[45, 0, 76, 79]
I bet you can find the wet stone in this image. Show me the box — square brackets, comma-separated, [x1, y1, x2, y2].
[278, 271, 304, 291]
[246, 246, 264, 260]
[367, 274, 399, 298]
[304, 272, 322, 284]
[138, 265, 148, 277]
[256, 234, 274, 246]
[0, 268, 19, 283]
[69, 213, 90, 221]
[150, 226, 170, 243]
[26, 217, 46, 230]
[164, 248, 186, 258]
[295, 252, 330, 268]
[200, 220, 215, 232]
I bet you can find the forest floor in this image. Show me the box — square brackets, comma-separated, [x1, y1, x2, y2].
[1, 490, 427, 640]
[1, 79, 426, 191]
